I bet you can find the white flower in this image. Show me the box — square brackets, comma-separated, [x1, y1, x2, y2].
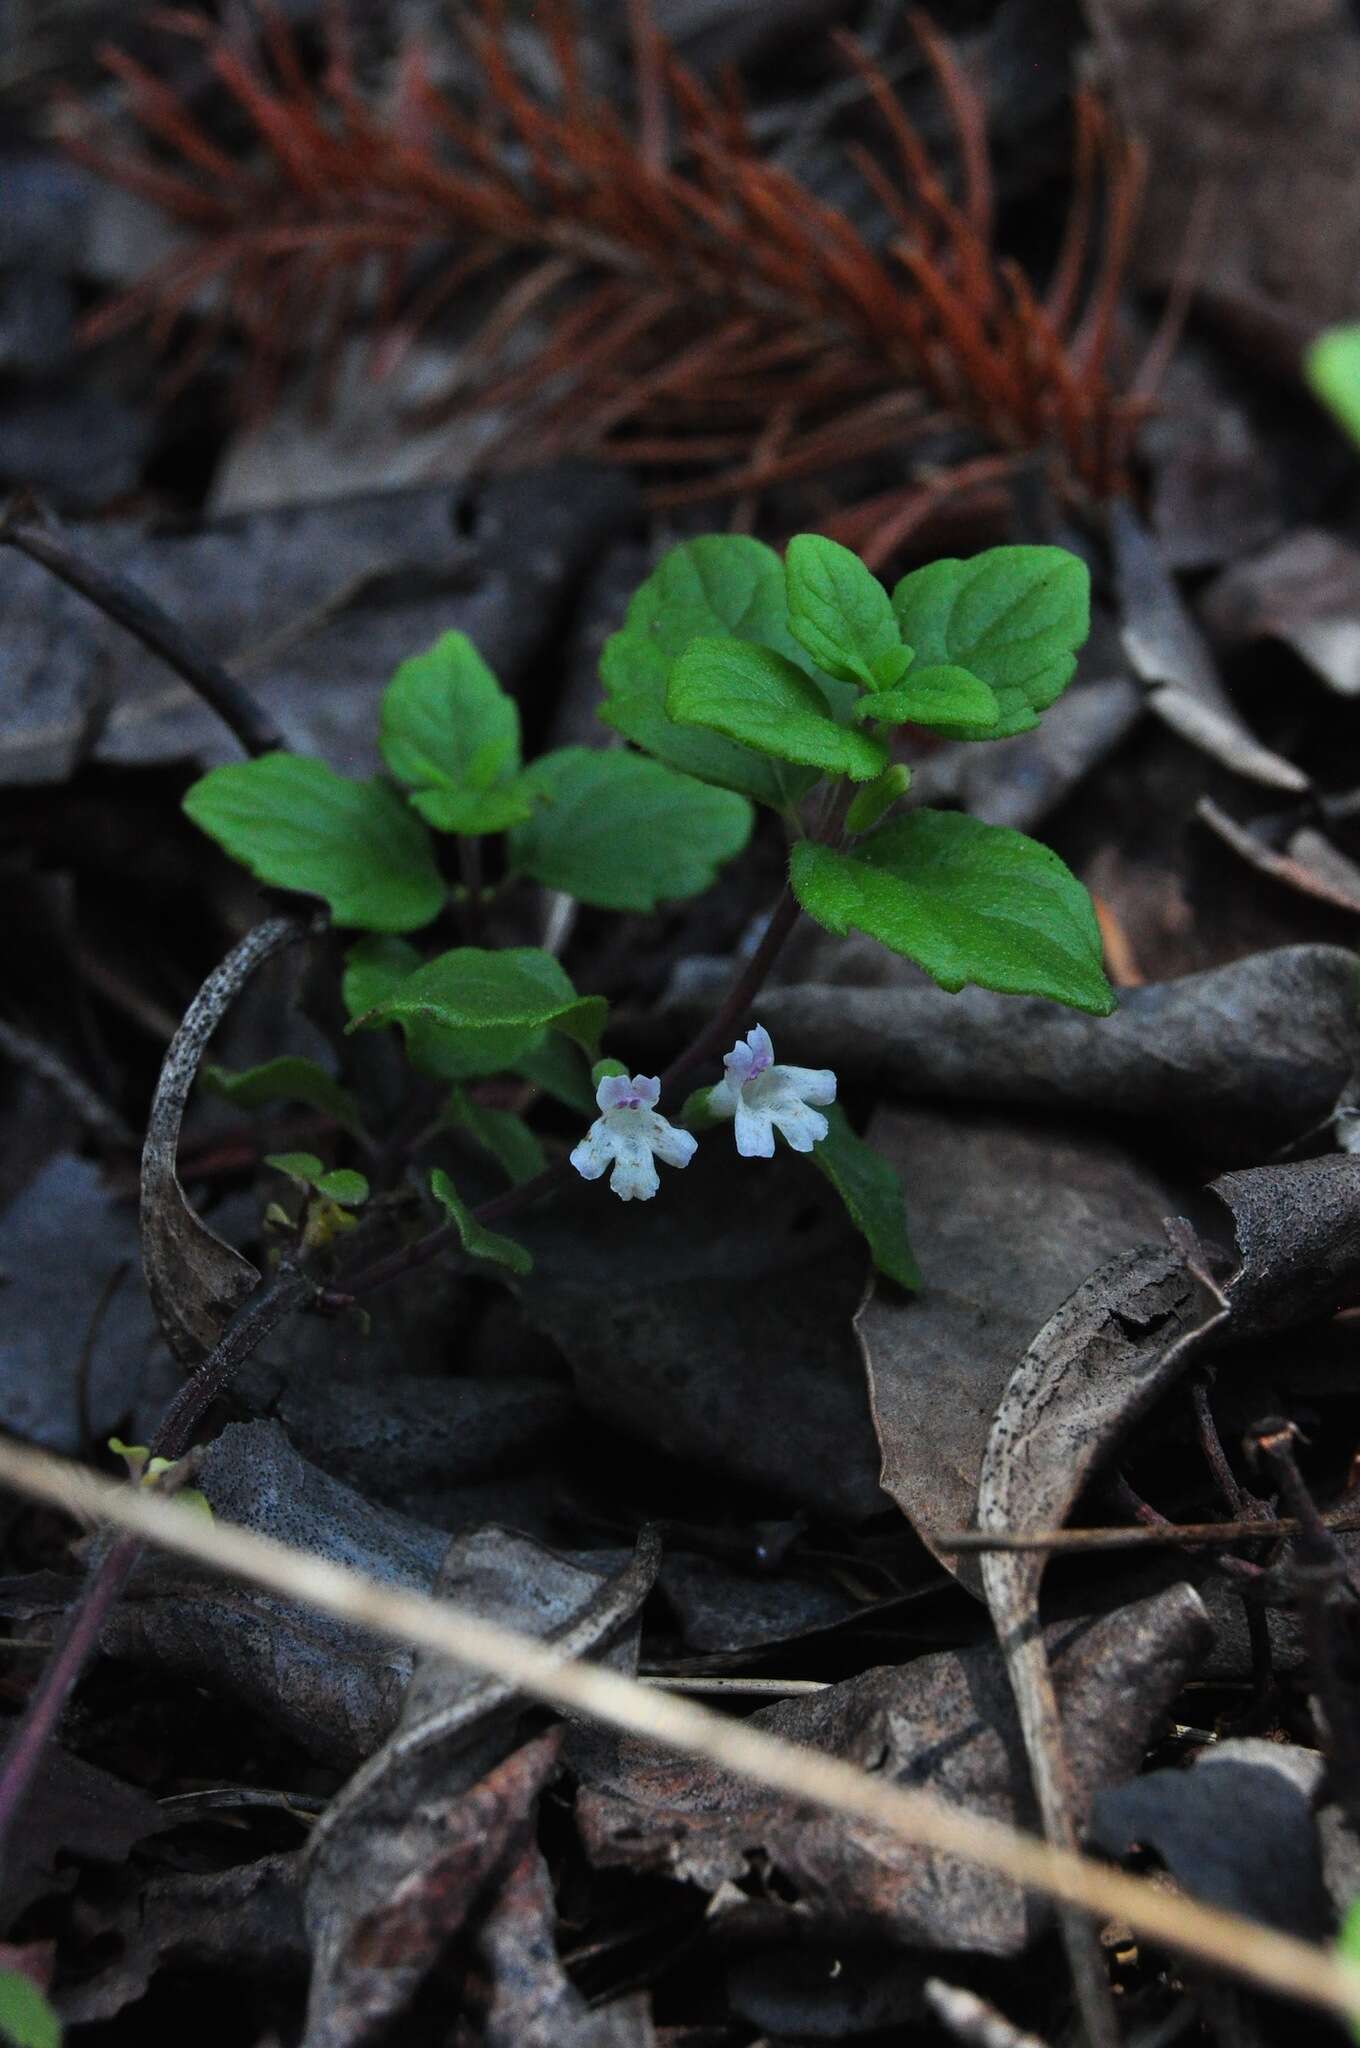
[708, 1024, 836, 1158]
[570, 1072, 698, 1201]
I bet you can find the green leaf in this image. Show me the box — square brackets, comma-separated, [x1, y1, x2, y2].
[790, 809, 1114, 1014]
[784, 533, 909, 689]
[0, 1969, 60, 2048]
[1337, 1896, 1360, 2041]
[264, 1153, 369, 1205]
[599, 534, 829, 808]
[811, 1104, 920, 1289]
[668, 641, 888, 782]
[202, 1057, 364, 1138]
[379, 631, 535, 835]
[890, 547, 1089, 741]
[429, 1168, 531, 1275]
[441, 1087, 546, 1184]
[855, 663, 1000, 739]
[508, 746, 752, 909]
[1307, 324, 1360, 449]
[509, 1034, 596, 1115]
[349, 945, 606, 1058]
[680, 1086, 723, 1133]
[183, 754, 444, 932]
[844, 763, 910, 836]
[344, 937, 538, 1081]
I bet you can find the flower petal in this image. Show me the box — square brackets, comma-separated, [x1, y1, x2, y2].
[734, 1100, 775, 1158]
[569, 1122, 614, 1180]
[768, 1099, 829, 1153]
[646, 1114, 698, 1170]
[597, 1073, 639, 1111]
[609, 1131, 660, 1201]
[773, 1062, 837, 1107]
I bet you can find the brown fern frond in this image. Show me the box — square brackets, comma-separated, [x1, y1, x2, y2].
[62, 1, 1155, 520]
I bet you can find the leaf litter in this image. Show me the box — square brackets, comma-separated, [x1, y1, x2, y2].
[9, 3, 1360, 2041]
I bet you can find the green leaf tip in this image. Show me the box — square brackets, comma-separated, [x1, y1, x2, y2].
[380, 630, 535, 834]
[509, 746, 751, 910]
[791, 809, 1114, 1016]
[812, 1105, 920, 1290]
[183, 754, 444, 932]
[429, 1167, 532, 1275]
[890, 546, 1089, 741]
[784, 532, 908, 689]
[668, 640, 887, 782]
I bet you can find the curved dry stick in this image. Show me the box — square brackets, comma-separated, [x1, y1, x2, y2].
[141, 914, 306, 1364]
[0, 497, 285, 760]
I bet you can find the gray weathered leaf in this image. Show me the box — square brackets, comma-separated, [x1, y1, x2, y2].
[646, 945, 1360, 1170]
[1200, 527, 1360, 697]
[575, 1584, 1211, 1956]
[858, 1106, 1182, 1581]
[1110, 500, 1309, 793]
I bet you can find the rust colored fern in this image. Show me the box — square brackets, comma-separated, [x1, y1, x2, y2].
[65, 3, 1151, 555]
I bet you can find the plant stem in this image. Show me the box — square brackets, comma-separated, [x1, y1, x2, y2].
[0, 495, 284, 759]
[325, 882, 805, 1307]
[0, 1262, 312, 1868]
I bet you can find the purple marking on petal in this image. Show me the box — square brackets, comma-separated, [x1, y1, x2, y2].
[597, 1073, 645, 1111]
[745, 1024, 775, 1077]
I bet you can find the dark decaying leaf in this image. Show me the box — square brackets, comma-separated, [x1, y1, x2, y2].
[1088, 1743, 1331, 1942]
[516, 1144, 886, 1520]
[463, 1839, 657, 2048]
[140, 918, 304, 1366]
[0, 1153, 167, 1451]
[303, 1733, 562, 2048]
[1200, 527, 1360, 697]
[648, 944, 1359, 1169]
[57, 1854, 306, 2027]
[657, 1549, 860, 1655]
[858, 1106, 1180, 1582]
[1212, 1153, 1360, 1332]
[0, 1741, 166, 1924]
[1109, 500, 1309, 793]
[299, 1533, 657, 2048]
[93, 1421, 451, 1765]
[1198, 797, 1360, 916]
[0, 469, 634, 785]
[575, 1583, 1211, 1958]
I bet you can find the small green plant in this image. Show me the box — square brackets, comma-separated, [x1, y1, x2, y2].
[184, 533, 1111, 1285]
[1307, 323, 1360, 448]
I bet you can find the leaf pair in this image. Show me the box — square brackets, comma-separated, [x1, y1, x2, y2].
[184, 633, 752, 931]
[602, 533, 1090, 808]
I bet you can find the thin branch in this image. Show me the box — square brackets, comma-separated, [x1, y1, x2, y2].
[0, 1438, 1357, 2028]
[0, 1259, 311, 1868]
[0, 497, 285, 759]
[939, 1508, 1360, 1554]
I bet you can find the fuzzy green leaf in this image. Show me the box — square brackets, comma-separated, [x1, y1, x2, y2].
[380, 630, 534, 834]
[791, 809, 1114, 1014]
[890, 547, 1089, 740]
[1307, 324, 1360, 450]
[844, 763, 911, 835]
[0, 1970, 60, 2048]
[509, 1034, 596, 1115]
[183, 754, 444, 931]
[350, 945, 605, 1057]
[508, 746, 751, 909]
[855, 663, 1000, 738]
[668, 640, 888, 782]
[784, 533, 909, 688]
[599, 534, 828, 807]
[441, 1088, 546, 1184]
[344, 937, 543, 1080]
[430, 1168, 531, 1275]
[264, 1153, 369, 1205]
[811, 1105, 920, 1289]
[202, 1057, 364, 1138]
